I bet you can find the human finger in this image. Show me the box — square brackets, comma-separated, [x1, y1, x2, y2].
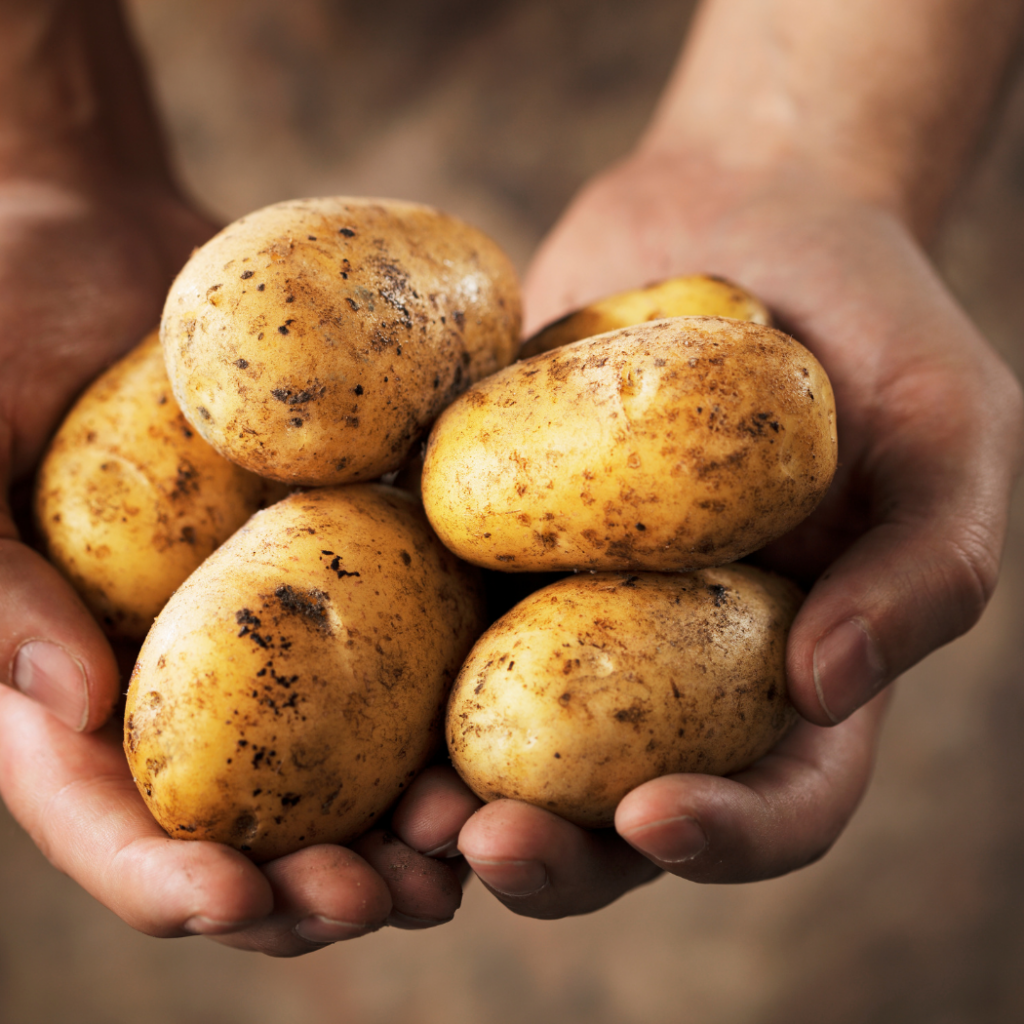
[458, 799, 661, 920]
[0, 528, 120, 732]
[349, 828, 467, 929]
[0, 684, 275, 934]
[784, 348, 1023, 724]
[211, 844, 393, 957]
[390, 764, 484, 859]
[616, 692, 889, 882]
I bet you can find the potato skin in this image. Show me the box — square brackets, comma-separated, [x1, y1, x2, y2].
[161, 197, 521, 486]
[520, 274, 771, 359]
[124, 485, 485, 862]
[422, 316, 837, 572]
[34, 331, 287, 640]
[446, 566, 801, 827]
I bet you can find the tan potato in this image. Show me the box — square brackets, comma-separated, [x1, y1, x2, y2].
[124, 485, 485, 862]
[422, 316, 837, 572]
[161, 197, 521, 486]
[519, 274, 771, 359]
[34, 331, 287, 640]
[447, 566, 801, 827]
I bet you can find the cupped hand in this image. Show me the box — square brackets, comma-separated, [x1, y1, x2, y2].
[0, 175, 468, 955]
[441, 147, 1023, 915]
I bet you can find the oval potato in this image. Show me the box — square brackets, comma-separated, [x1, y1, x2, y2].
[124, 485, 485, 862]
[447, 566, 801, 827]
[34, 331, 287, 640]
[422, 316, 837, 572]
[520, 273, 770, 359]
[161, 197, 521, 486]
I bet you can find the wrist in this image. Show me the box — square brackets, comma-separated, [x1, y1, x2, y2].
[637, 0, 1024, 243]
[634, 122, 916, 241]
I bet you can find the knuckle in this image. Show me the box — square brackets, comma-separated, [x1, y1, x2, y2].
[934, 521, 1001, 635]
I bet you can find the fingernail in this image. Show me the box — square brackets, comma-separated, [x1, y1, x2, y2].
[294, 915, 379, 944]
[463, 857, 548, 897]
[422, 838, 460, 859]
[813, 618, 886, 723]
[183, 915, 259, 936]
[386, 910, 453, 930]
[621, 815, 708, 864]
[12, 641, 89, 731]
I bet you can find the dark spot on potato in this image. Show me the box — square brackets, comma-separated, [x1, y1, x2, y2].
[554, 752, 561, 759]
[235, 358, 249, 369]
[339, 227, 356, 237]
[636, 522, 646, 531]
[347, 298, 360, 311]
[706, 584, 727, 607]
[240, 270, 254, 280]
[281, 793, 302, 807]
[328, 555, 360, 579]
[270, 387, 321, 405]
[614, 705, 648, 725]
[399, 550, 412, 566]
[197, 407, 210, 420]
[274, 584, 331, 632]
[354, 384, 364, 395]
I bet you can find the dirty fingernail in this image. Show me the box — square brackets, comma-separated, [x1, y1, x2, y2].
[622, 814, 708, 864]
[813, 618, 886, 723]
[12, 641, 89, 731]
[294, 916, 378, 943]
[463, 857, 548, 897]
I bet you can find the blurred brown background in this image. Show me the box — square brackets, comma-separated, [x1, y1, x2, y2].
[3, 1, 1024, 1020]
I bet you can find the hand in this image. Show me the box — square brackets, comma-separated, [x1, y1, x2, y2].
[0, 174, 470, 955]
[436, 146, 1022, 915]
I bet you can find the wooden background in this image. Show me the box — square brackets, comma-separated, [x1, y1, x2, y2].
[2, 2, 1023, 1020]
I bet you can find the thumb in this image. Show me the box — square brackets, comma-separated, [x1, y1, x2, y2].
[786, 366, 1024, 725]
[1, 510, 120, 731]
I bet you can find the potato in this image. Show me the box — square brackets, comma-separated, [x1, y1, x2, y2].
[520, 273, 771, 359]
[446, 566, 800, 827]
[124, 485, 485, 862]
[421, 316, 837, 572]
[34, 331, 287, 640]
[161, 197, 521, 486]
